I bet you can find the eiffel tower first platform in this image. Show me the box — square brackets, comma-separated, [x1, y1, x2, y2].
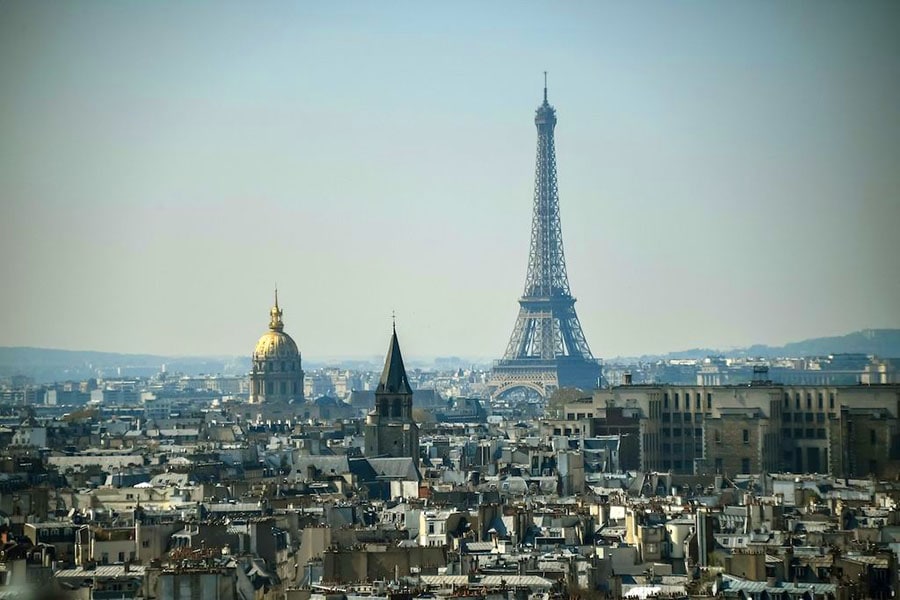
[489, 79, 601, 399]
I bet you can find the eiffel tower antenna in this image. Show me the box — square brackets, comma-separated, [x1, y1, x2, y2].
[489, 80, 600, 399]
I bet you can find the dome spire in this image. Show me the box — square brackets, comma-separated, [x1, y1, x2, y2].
[269, 288, 284, 332]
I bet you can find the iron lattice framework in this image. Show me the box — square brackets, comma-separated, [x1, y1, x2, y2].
[490, 82, 600, 399]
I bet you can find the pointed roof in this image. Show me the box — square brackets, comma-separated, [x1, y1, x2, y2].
[376, 326, 413, 395]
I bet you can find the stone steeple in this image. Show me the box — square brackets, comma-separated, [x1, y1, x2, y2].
[377, 324, 413, 395]
[365, 326, 419, 460]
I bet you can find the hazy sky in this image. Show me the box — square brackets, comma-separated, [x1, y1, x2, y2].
[1, 1, 898, 360]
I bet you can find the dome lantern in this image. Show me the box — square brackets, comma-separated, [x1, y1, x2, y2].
[269, 288, 284, 332]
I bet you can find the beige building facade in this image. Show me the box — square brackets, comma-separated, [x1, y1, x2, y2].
[564, 383, 900, 477]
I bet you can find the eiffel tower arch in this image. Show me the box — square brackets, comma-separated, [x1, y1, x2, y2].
[489, 79, 601, 400]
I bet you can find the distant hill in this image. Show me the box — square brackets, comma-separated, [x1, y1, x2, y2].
[5, 328, 900, 382]
[0, 347, 249, 383]
[661, 329, 900, 360]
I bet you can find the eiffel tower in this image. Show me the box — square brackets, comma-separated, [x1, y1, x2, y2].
[489, 78, 601, 399]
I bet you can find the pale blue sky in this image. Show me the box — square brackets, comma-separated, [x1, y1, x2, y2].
[1, 1, 898, 360]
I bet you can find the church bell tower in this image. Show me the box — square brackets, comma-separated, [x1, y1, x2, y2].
[364, 325, 419, 460]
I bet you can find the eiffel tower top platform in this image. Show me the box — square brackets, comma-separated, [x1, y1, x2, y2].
[489, 78, 601, 399]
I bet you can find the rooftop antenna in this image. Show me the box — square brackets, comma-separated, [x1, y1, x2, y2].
[392, 309, 396, 332]
[543, 71, 548, 103]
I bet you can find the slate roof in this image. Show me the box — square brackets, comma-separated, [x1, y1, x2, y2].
[349, 457, 421, 482]
[150, 473, 190, 487]
[462, 541, 496, 553]
[719, 574, 837, 596]
[420, 575, 553, 589]
[377, 328, 412, 395]
[55, 565, 147, 579]
[292, 456, 351, 481]
[369, 457, 420, 480]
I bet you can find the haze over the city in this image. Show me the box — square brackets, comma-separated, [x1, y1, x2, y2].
[1, 1, 898, 360]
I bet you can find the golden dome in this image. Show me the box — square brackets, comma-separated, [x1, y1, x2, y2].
[253, 289, 300, 360]
[253, 330, 300, 359]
